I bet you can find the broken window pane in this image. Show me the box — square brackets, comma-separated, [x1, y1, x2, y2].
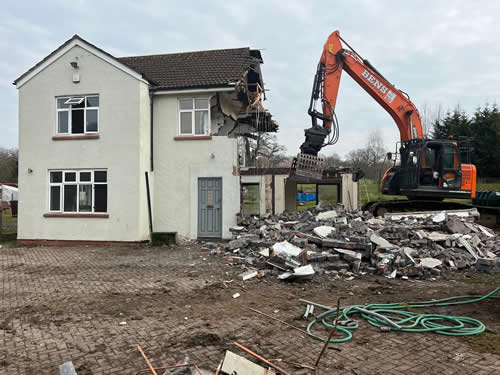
[72, 109, 84, 133]
[57, 98, 69, 109]
[50, 186, 60, 211]
[195, 111, 209, 135]
[94, 171, 107, 183]
[79, 185, 92, 212]
[179, 99, 193, 110]
[86, 109, 98, 132]
[50, 171, 62, 183]
[195, 99, 208, 110]
[63, 185, 77, 212]
[94, 184, 107, 212]
[58, 111, 69, 133]
[64, 172, 76, 182]
[180, 112, 192, 134]
[64, 97, 85, 105]
[86, 96, 99, 107]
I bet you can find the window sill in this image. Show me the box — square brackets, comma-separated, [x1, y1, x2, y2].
[43, 213, 109, 218]
[52, 134, 100, 141]
[174, 136, 212, 141]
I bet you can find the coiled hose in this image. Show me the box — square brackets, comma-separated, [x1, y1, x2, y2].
[307, 287, 500, 343]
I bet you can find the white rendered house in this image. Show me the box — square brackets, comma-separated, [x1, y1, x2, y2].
[14, 35, 277, 244]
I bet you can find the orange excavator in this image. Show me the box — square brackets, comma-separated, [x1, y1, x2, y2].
[295, 30, 477, 204]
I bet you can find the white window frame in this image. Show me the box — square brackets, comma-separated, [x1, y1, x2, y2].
[48, 169, 107, 213]
[178, 97, 211, 136]
[56, 95, 100, 135]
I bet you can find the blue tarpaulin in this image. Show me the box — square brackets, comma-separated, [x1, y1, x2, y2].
[297, 193, 316, 202]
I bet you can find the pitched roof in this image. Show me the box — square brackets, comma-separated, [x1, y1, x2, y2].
[117, 48, 263, 90]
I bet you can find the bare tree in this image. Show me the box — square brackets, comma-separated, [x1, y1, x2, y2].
[344, 130, 388, 183]
[323, 152, 343, 168]
[241, 133, 287, 168]
[420, 103, 443, 138]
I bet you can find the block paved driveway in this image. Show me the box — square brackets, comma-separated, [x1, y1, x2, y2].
[0, 244, 499, 374]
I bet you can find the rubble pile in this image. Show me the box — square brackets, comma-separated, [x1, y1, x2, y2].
[210, 205, 500, 281]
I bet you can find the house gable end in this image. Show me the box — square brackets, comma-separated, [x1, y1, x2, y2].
[13, 35, 150, 89]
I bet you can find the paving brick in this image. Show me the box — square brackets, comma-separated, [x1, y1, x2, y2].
[0, 245, 498, 374]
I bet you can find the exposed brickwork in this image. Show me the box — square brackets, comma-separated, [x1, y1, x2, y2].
[0, 245, 498, 374]
[17, 239, 145, 246]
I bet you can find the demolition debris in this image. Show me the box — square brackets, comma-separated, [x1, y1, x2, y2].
[209, 206, 500, 280]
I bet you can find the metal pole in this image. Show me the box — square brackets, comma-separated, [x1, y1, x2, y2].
[314, 298, 341, 369]
[145, 172, 153, 235]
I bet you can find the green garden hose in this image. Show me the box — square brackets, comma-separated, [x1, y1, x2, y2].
[307, 287, 500, 343]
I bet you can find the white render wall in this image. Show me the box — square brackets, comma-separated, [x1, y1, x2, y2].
[17, 45, 150, 242]
[152, 93, 240, 239]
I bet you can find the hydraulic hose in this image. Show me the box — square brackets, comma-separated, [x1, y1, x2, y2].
[306, 287, 500, 343]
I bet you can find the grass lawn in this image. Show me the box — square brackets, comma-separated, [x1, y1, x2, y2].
[297, 184, 338, 211]
[360, 178, 500, 206]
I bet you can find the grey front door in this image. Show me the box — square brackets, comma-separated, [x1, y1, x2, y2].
[198, 177, 222, 237]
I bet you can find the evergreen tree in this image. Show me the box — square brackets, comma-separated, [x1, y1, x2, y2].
[431, 107, 470, 139]
[470, 104, 500, 177]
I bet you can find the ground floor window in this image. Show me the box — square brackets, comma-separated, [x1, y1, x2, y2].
[49, 170, 107, 213]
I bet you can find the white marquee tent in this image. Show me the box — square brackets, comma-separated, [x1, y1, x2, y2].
[0, 184, 18, 201]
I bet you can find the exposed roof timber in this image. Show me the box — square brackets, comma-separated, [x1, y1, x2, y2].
[13, 35, 150, 88]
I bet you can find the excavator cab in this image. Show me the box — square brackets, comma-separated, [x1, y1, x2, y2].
[382, 139, 474, 199]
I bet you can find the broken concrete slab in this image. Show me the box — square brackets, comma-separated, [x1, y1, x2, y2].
[313, 225, 335, 238]
[432, 211, 447, 223]
[239, 270, 258, 281]
[272, 241, 302, 257]
[278, 264, 315, 280]
[316, 210, 338, 221]
[419, 257, 442, 268]
[370, 233, 396, 249]
[221, 351, 266, 375]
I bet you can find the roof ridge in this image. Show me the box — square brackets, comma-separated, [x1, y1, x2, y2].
[118, 46, 251, 60]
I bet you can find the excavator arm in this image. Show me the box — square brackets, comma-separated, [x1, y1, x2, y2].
[300, 30, 424, 156]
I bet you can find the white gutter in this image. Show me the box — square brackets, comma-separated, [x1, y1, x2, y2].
[152, 85, 235, 95]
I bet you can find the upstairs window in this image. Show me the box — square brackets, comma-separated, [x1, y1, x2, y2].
[56, 95, 99, 135]
[179, 98, 210, 136]
[49, 170, 107, 213]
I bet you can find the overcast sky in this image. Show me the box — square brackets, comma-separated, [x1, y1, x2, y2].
[1, 0, 499, 158]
